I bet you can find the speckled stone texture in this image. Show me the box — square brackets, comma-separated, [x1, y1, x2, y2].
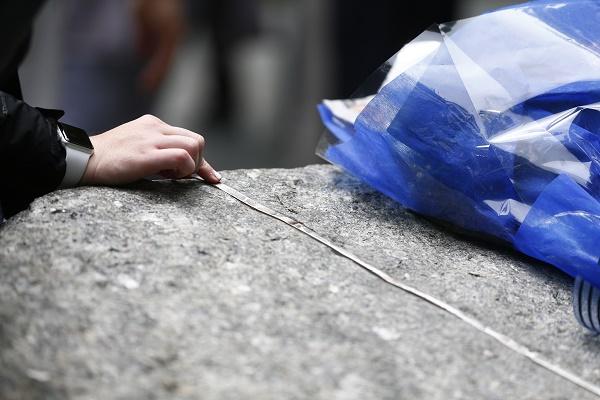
[1, 164, 599, 400]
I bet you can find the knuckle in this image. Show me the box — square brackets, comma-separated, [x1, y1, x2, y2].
[197, 135, 205, 148]
[171, 149, 188, 165]
[140, 114, 163, 127]
[184, 163, 196, 176]
[189, 139, 200, 156]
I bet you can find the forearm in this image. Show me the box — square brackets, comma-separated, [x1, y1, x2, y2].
[0, 91, 66, 217]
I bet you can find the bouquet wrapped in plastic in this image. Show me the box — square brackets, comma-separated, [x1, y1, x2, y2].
[318, 0, 600, 331]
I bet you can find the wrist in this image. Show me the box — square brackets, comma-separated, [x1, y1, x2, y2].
[80, 136, 100, 185]
[57, 123, 94, 188]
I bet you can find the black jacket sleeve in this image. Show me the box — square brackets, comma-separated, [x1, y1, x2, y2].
[0, 0, 71, 219]
[0, 91, 66, 217]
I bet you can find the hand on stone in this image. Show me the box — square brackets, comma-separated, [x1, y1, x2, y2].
[81, 115, 221, 186]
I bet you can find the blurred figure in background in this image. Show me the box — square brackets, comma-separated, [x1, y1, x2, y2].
[59, 0, 185, 133]
[58, 0, 259, 134]
[187, 0, 259, 125]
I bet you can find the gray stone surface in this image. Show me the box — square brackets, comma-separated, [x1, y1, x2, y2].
[1, 164, 599, 399]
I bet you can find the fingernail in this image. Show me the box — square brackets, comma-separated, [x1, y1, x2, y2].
[213, 171, 222, 181]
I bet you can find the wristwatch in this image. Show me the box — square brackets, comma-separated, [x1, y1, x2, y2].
[56, 122, 94, 188]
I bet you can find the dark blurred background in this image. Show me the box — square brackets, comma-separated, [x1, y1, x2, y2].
[20, 0, 521, 171]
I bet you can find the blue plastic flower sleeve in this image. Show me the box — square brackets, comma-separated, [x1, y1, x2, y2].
[317, 1, 600, 300]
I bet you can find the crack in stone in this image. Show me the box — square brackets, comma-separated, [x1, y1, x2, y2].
[205, 178, 600, 398]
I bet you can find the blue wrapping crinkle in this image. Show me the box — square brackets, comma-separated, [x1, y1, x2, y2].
[317, 1, 600, 298]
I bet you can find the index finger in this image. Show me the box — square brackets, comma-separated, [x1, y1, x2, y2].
[197, 158, 221, 184]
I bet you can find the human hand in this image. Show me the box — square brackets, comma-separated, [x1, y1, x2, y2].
[134, 0, 185, 91]
[81, 115, 221, 185]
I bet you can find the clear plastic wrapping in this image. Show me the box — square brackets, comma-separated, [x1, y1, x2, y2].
[318, 1, 600, 290]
